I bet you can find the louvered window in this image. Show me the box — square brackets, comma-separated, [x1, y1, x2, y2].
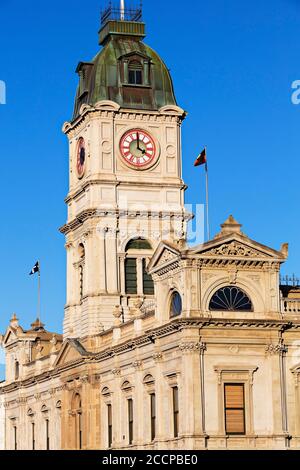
[128, 399, 134, 445]
[150, 393, 156, 441]
[125, 258, 137, 294]
[173, 386, 179, 438]
[143, 259, 154, 295]
[224, 384, 245, 435]
[107, 404, 113, 448]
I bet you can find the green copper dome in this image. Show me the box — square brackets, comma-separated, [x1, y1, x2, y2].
[73, 19, 177, 120]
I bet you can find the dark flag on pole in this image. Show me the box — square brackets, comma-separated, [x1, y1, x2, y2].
[193, 147, 210, 240]
[194, 148, 207, 167]
[29, 261, 40, 276]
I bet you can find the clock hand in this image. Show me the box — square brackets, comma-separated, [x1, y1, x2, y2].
[137, 132, 141, 150]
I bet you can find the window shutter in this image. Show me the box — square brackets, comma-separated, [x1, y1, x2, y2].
[143, 259, 154, 295]
[125, 258, 137, 294]
[224, 384, 245, 435]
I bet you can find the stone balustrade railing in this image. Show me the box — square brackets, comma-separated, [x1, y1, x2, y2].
[282, 299, 300, 314]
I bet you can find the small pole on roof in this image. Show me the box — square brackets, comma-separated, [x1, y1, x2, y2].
[120, 0, 125, 20]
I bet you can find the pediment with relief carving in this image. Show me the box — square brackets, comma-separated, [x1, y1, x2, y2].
[192, 235, 287, 261]
[148, 241, 181, 273]
[203, 241, 271, 259]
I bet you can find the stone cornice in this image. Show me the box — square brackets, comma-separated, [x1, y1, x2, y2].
[63, 106, 185, 138]
[60, 208, 192, 235]
[153, 258, 281, 277]
[65, 179, 187, 205]
[1, 318, 299, 394]
[59, 208, 97, 234]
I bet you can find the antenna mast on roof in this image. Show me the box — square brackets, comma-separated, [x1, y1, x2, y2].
[120, 0, 125, 20]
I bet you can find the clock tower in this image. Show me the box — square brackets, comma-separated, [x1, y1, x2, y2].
[60, 5, 190, 338]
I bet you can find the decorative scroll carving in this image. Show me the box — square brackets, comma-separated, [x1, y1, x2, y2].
[206, 242, 267, 258]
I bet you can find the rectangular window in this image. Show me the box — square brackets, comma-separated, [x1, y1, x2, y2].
[143, 259, 154, 295]
[128, 70, 143, 85]
[125, 258, 137, 294]
[79, 413, 82, 450]
[150, 393, 156, 441]
[107, 404, 113, 448]
[128, 399, 134, 445]
[32, 422, 35, 450]
[173, 386, 179, 438]
[14, 426, 17, 450]
[46, 419, 50, 450]
[224, 383, 245, 435]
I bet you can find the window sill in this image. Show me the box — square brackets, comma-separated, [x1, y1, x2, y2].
[122, 83, 152, 89]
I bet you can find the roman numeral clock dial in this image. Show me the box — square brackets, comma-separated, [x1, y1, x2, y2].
[120, 129, 157, 169]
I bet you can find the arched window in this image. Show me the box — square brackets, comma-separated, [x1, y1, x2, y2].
[128, 60, 143, 85]
[170, 292, 182, 318]
[125, 238, 154, 295]
[209, 286, 253, 312]
[125, 239, 152, 251]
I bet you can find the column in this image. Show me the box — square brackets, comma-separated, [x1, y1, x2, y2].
[179, 341, 204, 447]
[98, 227, 107, 293]
[137, 257, 144, 296]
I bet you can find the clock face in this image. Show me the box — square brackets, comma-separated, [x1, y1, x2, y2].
[120, 129, 156, 168]
[76, 137, 86, 178]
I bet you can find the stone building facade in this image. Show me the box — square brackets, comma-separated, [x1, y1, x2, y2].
[0, 6, 300, 451]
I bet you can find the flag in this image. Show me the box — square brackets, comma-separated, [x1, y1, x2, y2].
[29, 261, 40, 276]
[194, 148, 207, 167]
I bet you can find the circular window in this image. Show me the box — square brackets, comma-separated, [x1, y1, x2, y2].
[170, 292, 182, 318]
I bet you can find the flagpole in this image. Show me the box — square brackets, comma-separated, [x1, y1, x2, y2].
[37, 261, 41, 324]
[205, 151, 211, 241]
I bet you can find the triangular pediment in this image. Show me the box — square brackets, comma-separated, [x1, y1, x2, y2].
[192, 233, 287, 261]
[118, 51, 150, 61]
[54, 339, 92, 367]
[148, 241, 181, 273]
[2, 327, 20, 346]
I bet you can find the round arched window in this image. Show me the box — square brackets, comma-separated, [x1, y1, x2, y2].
[170, 292, 182, 318]
[209, 286, 253, 312]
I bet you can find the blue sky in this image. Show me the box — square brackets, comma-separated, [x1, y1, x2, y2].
[0, 0, 299, 347]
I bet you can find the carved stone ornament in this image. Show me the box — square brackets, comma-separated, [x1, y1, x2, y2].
[207, 242, 267, 258]
[227, 268, 238, 284]
[132, 360, 143, 370]
[159, 250, 177, 264]
[265, 342, 288, 355]
[179, 342, 207, 353]
[152, 352, 163, 362]
[50, 335, 58, 353]
[80, 375, 90, 384]
[35, 340, 44, 358]
[111, 368, 121, 376]
[113, 305, 123, 326]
